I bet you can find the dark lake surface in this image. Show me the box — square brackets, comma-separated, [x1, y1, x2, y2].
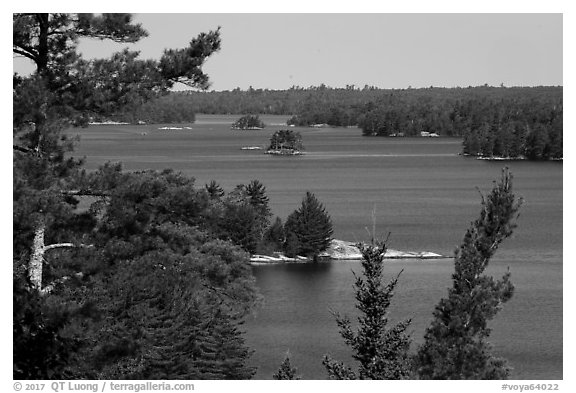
[72, 114, 563, 380]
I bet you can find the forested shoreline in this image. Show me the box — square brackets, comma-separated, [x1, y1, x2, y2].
[13, 13, 557, 381]
[112, 85, 562, 160]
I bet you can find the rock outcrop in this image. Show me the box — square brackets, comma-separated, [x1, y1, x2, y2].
[250, 239, 447, 264]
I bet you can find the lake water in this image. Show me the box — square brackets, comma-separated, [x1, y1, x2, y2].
[72, 114, 563, 380]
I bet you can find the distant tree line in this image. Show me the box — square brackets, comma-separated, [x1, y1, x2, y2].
[118, 85, 562, 159]
[93, 93, 198, 124]
[176, 83, 374, 115]
[461, 115, 562, 160]
[357, 89, 562, 159]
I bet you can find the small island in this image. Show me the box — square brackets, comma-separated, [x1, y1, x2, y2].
[266, 129, 304, 155]
[231, 114, 265, 130]
[250, 239, 447, 264]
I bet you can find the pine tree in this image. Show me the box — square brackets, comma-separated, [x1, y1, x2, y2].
[245, 179, 272, 220]
[284, 192, 333, 260]
[323, 242, 412, 379]
[415, 168, 522, 379]
[13, 275, 76, 379]
[273, 353, 301, 380]
[14, 13, 221, 293]
[205, 180, 225, 199]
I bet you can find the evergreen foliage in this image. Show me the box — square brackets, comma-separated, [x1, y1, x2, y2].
[323, 242, 412, 380]
[273, 353, 301, 380]
[205, 180, 225, 200]
[152, 86, 562, 160]
[127, 94, 197, 124]
[231, 114, 265, 130]
[13, 14, 260, 380]
[215, 202, 263, 254]
[283, 192, 333, 259]
[267, 130, 304, 154]
[415, 168, 522, 379]
[13, 275, 76, 379]
[85, 235, 257, 379]
[263, 217, 286, 252]
[24, 168, 261, 379]
[208, 181, 272, 254]
[245, 180, 271, 218]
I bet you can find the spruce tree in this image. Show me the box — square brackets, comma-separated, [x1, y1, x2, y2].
[323, 242, 412, 379]
[284, 191, 333, 260]
[415, 168, 522, 379]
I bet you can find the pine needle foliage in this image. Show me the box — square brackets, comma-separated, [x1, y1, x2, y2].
[415, 168, 522, 379]
[273, 353, 301, 380]
[323, 241, 412, 379]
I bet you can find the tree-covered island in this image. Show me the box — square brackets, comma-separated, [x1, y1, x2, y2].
[266, 130, 304, 155]
[231, 114, 265, 130]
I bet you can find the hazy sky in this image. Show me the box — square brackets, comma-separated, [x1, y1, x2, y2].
[13, 13, 563, 91]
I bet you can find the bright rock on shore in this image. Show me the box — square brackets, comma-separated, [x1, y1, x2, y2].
[250, 239, 446, 264]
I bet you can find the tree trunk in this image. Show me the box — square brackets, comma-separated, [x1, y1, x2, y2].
[36, 13, 50, 74]
[28, 216, 79, 293]
[28, 217, 46, 291]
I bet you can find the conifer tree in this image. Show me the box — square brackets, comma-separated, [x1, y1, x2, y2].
[231, 114, 265, 130]
[284, 192, 333, 260]
[267, 130, 304, 153]
[273, 353, 301, 380]
[205, 180, 225, 200]
[13, 13, 221, 293]
[323, 242, 412, 379]
[415, 168, 522, 379]
[263, 217, 285, 252]
[63, 172, 259, 379]
[217, 202, 262, 254]
[213, 181, 273, 253]
[13, 275, 75, 379]
[12, 14, 264, 380]
[245, 179, 272, 220]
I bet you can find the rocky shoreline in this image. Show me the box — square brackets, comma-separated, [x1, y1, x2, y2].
[250, 239, 449, 264]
